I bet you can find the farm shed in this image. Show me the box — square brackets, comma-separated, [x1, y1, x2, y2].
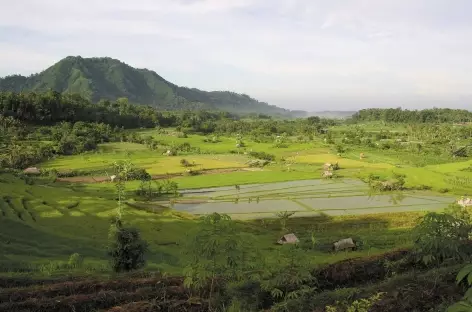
[323, 163, 332, 170]
[458, 197, 472, 207]
[23, 167, 41, 175]
[277, 233, 299, 245]
[333, 238, 357, 252]
[322, 171, 333, 178]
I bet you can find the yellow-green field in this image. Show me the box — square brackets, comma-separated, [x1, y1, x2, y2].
[1, 129, 470, 276]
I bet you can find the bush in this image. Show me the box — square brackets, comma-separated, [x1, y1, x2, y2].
[370, 174, 405, 191]
[413, 210, 472, 265]
[180, 158, 191, 167]
[203, 135, 221, 143]
[248, 151, 275, 161]
[335, 144, 346, 154]
[67, 253, 84, 269]
[184, 169, 200, 176]
[273, 142, 289, 148]
[126, 168, 151, 181]
[108, 226, 148, 273]
[414, 184, 432, 190]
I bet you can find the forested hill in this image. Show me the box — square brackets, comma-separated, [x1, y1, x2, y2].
[352, 108, 472, 123]
[0, 56, 293, 116]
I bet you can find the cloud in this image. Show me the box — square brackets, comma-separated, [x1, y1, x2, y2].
[0, 0, 471, 110]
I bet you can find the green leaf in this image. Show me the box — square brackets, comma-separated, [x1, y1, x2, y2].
[464, 288, 472, 301]
[457, 265, 472, 284]
[271, 288, 284, 299]
[447, 301, 472, 312]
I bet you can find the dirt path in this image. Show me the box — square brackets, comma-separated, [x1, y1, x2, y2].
[56, 167, 262, 183]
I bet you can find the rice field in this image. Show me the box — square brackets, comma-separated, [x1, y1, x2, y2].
[2, 129, 470, 277]
[171, 179, 455, 220]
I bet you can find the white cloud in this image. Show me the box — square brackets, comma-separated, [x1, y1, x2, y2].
[0, 0, 471, 110]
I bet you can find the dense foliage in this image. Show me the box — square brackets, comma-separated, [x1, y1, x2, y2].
[352, 108, 472, 123]
[108, 226, 148, 273]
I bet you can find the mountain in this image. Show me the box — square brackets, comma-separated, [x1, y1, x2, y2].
[0, 56, 296, 116]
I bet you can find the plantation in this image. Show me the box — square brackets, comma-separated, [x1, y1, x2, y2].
[1, 93, 472, 311]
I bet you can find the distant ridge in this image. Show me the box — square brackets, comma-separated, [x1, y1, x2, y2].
[0, 56, 298, 116]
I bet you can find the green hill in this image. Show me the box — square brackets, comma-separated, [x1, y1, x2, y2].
[0, 56, 294, 115]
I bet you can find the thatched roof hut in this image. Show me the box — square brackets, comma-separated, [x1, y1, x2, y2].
[23, 167, 40, 175]
[333, 238, 356, 252]
[322, 171, 333, 178]
[277, 233, 299, 245]
[458, 198, 472, 207]
[323, 163, 332, 170]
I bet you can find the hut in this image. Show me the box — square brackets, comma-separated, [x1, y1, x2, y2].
[277, 233, 299, 245]
[323, 163, 333, 171]
[23, 167, 40, 175]
[458, 197, 472, 207]
[333, 238, 357, 252]
[322, 171, 333, 178]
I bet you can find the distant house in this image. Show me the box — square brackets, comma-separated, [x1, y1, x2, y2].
[23, 167, 40, 175]
[333, 238, 357, 252]
[277, 233, 299, 245]
[458, 197, 472, 207]
[322, 171, 333, 178]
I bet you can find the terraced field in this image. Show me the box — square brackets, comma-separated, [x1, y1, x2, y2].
[172, 179, 454, 219]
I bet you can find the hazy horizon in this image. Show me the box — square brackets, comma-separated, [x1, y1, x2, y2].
[1, 0, 471, 111]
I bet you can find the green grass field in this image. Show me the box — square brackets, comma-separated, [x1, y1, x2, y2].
[0, 173, 426, 276]
[1, 129, 470, 277]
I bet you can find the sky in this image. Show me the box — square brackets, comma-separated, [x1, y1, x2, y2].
[1, 0, 472, 111]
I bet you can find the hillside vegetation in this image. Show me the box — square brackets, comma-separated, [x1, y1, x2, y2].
[0, 56, 293, 116]
[1, 92, 472, 311]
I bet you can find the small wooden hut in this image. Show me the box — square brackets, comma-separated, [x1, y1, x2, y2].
[277, 233, 299, 245]
[23, 167, 40, 175]
[333, 238, 357, 252]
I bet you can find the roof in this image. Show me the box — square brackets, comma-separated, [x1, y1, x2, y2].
[23, 167, 40, 174]
[278, 233, 299, 244]
[458, 198, 472, 207]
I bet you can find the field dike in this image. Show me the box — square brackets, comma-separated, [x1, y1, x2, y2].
[56, 167, 259, 183]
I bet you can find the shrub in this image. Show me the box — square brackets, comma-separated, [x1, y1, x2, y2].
[369, 174, 405, 191]
[203, 135, 221, 143]
[247, 159, 269, 168]
[108, 226, 148, 273]
[461, 166, 472, 172]
[335, 144, 346, 154]
[126, 168, 151, 181]
[180, 158, 191, 167]
[273, 142, 289, 148]
[248, 151, 275, 161]
[67, 253, 84, 269]
[413, 210, 472, 265]
[380, 142, 391, 150]
[414, 184, 432, 190]
[184, 169, 200, 176]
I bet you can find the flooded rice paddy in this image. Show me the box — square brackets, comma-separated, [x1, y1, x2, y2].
[173, 179, 455, 219]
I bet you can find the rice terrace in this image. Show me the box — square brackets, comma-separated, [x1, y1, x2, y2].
[1, 62, 472, 311]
